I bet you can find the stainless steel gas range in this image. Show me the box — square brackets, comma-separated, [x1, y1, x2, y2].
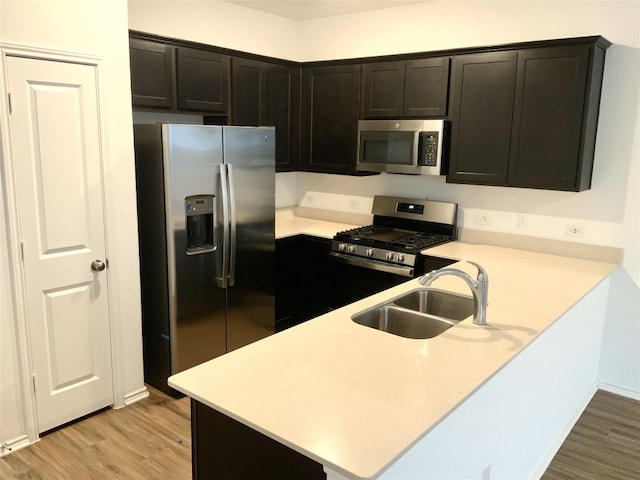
[330, 195, 458, 307]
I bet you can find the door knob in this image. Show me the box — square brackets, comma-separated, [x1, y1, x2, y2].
[91, 259, 106, 272]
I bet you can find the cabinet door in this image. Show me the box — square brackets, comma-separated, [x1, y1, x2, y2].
[447, 51, 517, 185]
[361, 61, 405, 118]
[129, 38, 174, 108]
[507, 45, 589, 190]
[275, 236, 332, 330]
[303, 64, 361, 174]
[266, 64, 301, 172]
[176, 47, 229, 113]
[192, 401, 326, 479]
[403, 57, 450, 117]
[275, 236, 299, 331]
[296, 236, 333, 322]
[231, 57, 266, 125]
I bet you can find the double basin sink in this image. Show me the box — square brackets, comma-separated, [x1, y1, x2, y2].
[352, 288, 474, 339]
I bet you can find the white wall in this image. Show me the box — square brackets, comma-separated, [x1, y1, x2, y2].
[298, 0, 640, 61]
[0, 0, 145, 449]
[128, 0, 301, 59]
[128, 1, 640, 393]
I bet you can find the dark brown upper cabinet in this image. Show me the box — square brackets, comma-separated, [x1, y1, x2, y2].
[507, 45, 601, 191]
[361, 57, 449, 119]
[231, 57, 265, 125]
[129, 34, 228, 114]
[176, 47, 229, 114]
[129, 38, 175, 109]
[447, 51, 518, 186]
[447, 38, 608, 191]
[302, 64, 362, 174]
[231, 57, 301, 171]
[360, 61, 404, 118]
[129, 31, 609, 186]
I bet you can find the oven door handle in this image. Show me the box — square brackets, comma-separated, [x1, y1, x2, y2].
[330, 252, 414, 278]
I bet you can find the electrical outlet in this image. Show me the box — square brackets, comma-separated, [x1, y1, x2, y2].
[348, 199, 360, 210]
[476, 213, 491, 226]
[565, 224, 586, 237]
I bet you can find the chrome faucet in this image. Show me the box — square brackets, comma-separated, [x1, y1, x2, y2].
[418, 261, 489, 325]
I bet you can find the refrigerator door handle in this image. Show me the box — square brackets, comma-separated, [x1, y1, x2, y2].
[219, 163, 230, 288]
[227, 164, 237, 287]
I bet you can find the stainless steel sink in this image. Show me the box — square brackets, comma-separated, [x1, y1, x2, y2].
[351, 288, 474, 339]
[393, 288, 474, 321]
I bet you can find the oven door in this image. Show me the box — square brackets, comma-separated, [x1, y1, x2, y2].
[330, 253, 413, 309]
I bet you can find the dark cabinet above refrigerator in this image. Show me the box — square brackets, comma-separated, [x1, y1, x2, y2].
[231, 57, 301, 172]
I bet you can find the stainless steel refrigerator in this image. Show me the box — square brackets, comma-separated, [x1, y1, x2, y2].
[133, 124, 275, 395]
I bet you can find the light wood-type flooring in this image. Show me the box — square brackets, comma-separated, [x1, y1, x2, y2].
[1, 387, 639, 479]
[0, 386, 191, 479]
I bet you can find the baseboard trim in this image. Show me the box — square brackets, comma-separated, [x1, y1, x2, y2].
[122, 386, 149, 407]
[0, 434, 32, 457]
[598, 381, 640, 401]
[530, 382, 598, 479]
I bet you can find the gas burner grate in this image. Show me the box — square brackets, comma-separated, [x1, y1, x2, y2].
[390, 233, 451, 250]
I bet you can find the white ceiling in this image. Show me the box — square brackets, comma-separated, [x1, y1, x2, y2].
[224, 0, 428, 20]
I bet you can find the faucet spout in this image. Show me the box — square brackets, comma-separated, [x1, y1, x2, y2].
[418, 261, 489, 325]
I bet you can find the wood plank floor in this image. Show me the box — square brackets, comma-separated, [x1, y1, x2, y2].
[1, 388, 638, 479]
[542, 389, 640, 480]
[0, 386, 191, 479]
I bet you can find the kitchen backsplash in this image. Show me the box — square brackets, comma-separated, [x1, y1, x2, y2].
[277, 182, 623, 251]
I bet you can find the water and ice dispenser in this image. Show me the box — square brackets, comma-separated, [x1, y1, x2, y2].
[185, 195, 215, 254]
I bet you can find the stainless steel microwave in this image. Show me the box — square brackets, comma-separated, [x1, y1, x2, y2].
[357, 119, 448, 175]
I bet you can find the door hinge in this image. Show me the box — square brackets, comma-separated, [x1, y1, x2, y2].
[20, 242, 25, 261]
[32, 373, 36, 395]
[7, 93, 12, 114]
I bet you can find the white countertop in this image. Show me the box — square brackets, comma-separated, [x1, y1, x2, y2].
[275, 207, 362, 239]
[169, 237, 617, 479]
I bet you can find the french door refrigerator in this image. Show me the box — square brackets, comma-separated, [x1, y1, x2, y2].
[133, 124, 275, 395]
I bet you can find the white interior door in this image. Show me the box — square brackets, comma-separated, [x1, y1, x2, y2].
[6, 55, 114, 433]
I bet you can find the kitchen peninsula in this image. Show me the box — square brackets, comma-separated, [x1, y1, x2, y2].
[169, 213, 618, 479]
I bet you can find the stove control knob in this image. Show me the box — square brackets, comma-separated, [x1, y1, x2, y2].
[347, 245, 356, 254]
[366, 248, 374, 257]
[396, 254, 405, 262]
[385, 252, 394, 261]
[338, 243, 347, 252]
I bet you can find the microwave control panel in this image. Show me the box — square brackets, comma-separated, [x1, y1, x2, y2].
[418, 132, 439, 166]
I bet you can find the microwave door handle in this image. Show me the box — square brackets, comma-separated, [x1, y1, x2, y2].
[218, 163, 230, 288]
[412, 130, 421, 166]
[227, 164, 237, 287]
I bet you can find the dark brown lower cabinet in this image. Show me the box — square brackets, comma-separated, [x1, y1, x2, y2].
[275, 235, 333, 331]
[192, 400, 325, 480]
